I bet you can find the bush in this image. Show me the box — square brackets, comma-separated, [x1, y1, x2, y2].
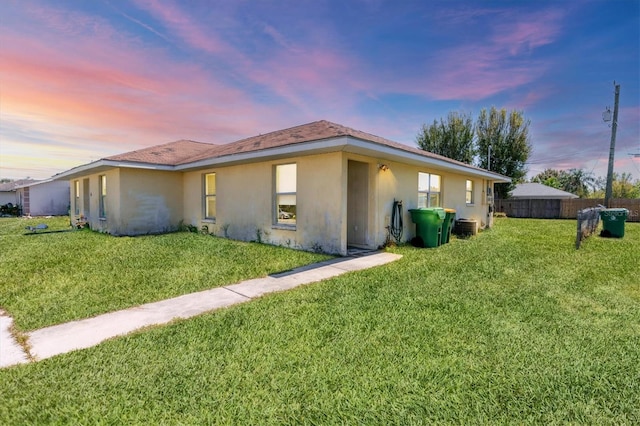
[0, 203, 21, 216]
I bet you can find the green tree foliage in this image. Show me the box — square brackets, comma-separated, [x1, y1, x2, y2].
[592, 172, 640, 199]
[476, 107, 532, 198]
[415, 112, 475, 164]
[532, 168, 597, 198]
[562, 168, 596, 198]
[531, 169, 563, 189]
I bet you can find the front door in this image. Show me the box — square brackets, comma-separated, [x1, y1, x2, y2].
[83, 179, 90, 216]
[347, 160, 369, 247]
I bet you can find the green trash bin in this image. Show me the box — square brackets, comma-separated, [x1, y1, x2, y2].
[600, 208, 629, 238]
[409, 208, 445, 248]
[441, 209, 456, 244]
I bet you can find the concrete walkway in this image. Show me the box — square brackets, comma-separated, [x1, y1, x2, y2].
[0, 252, 401, 368]
[0, 311, 29, 367]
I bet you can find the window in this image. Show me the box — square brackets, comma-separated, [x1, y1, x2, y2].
[74, 180, 80, 215]
[466, 180, 474, 204]
[275, 164, 296, 225]
[99, 175, 107, 218]
[418, 172, 441, 208]
[204, 173, 216, 220]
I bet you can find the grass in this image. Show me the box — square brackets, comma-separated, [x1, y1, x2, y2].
[1, 218, 639, 424]
[0, 216, 331, 331]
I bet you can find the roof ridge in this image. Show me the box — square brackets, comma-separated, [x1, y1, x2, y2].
[229, 120, 336, 144]
[105, 139, 213, 159]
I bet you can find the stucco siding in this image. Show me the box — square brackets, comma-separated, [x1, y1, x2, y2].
[183, 152, 346, 254]
[371, 160, 494, 243]
[63, 151, 494, 249]
[296, 152, 343, 254]
[116, 169, 183, 235]
[183, 152, 494, 254]
[69, 169, 120, 233]
[0, 192, 15, 205]
[24, 181, 70, 216]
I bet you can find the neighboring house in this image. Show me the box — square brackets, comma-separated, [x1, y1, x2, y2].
[15, 179, 70, 216]
[54, 120, 509, 255]
[495, 183, 579, 219]
[0, 179, 38, 206]
[510, 183, 579, 200]
[0, 185, 16, 206]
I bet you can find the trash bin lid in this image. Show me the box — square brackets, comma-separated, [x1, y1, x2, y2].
[444, 208, 456, 213]
[426, 207, 446, 220]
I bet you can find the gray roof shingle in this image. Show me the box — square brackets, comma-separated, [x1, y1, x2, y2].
[106, 120, 474, 169]
[510, 183, 579, 199]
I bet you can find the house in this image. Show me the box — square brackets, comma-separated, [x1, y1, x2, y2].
[0, 184, 16, 206]
[15, 179, 70, 216]
[0, 179, 38, 206]
[495, 182, 579, 219]
[54, 120, 509, 254]
[509, 183, 578, 199]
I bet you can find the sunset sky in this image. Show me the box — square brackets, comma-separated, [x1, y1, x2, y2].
[1, 0, 639, 181]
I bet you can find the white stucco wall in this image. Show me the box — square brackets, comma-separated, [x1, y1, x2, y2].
[117, 168, 184, 235]
[183, 152, 494, 254]
[21, 181, 70, 216]
[64, 151, 494, 250]
[69, 169, 120, 233]
[350, 154, 493, 246]
[183, 151, 345, 254]
[0, 192, 16, 206]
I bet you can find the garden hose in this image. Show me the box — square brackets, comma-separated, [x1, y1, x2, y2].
[390, 199, 403, 243]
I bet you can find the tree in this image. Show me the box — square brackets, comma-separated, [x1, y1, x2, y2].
[591, 172, 640, 199]
[415, 112, 475, 164]
[532, 168, 595, 198]
[476, 107, 532, 198]
[560, 168, 595, 198]
[531, 169, 564, 189]
[611, 172, 639, 198]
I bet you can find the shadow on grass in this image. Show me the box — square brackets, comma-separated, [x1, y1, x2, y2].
[23, 229, 75, 236]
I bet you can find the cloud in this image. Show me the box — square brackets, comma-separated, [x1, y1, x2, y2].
[491, 9, 564, 55]
[0, 4, 290, 180]
[114, 9, 171, 43]
[526, 103, 640, 179]
[386, 7, 565, 101]
[262, 24, 301, 54]
[131, 0, 237, 59]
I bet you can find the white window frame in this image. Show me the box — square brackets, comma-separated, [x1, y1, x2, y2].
[466, 180, 474, 205]
[204, 173, 216, 221]
[274, 163, 297, 227]
[99, 175, 107, 219]
[418, 172, 442, 208]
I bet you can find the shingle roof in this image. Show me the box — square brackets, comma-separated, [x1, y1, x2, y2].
[0, 179, 39, 192]
[510, 183, 579, 199]
[105, 120, 474, 170]
[106, 139, 216, 165]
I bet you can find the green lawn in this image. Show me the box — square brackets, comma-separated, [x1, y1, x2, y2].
[0, 216, 330, 331]
[1, 218, 639, 424]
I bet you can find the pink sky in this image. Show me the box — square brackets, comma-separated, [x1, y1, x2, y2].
[1, 1, 638, 181]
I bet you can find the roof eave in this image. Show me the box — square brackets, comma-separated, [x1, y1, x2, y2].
[344, 138, 511, 182]
[178, 136, 511, 182]
[52, 160, 176, 180]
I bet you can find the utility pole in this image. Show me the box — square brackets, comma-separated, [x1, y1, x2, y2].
[487, 145, 491, 171]
[604, 83, 620, 208]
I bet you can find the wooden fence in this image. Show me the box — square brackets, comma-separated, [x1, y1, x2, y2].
[495, 198, 640, 222]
